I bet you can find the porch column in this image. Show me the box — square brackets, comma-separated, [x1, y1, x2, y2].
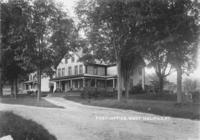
[83, 78, 85, 88]
[78, 80, 80, 89]
[59, 81, 61, 89]
[95, 79, 97, 88]
[105, 80, 107, 91]
[113, 79, 115, 91]
[70, 79, 72, 90]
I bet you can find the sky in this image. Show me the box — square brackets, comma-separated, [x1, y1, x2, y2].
[55, 0, 200, 82]
[55, 0, 79, 18]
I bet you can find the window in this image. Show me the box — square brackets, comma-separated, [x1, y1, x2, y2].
[62, 68, 65, 76]
[79, 65, 83, 74]
[65, 57, 68, 64]
[58, 68, 61, 77]
[75, 65, 78, 75]
[68, 67, 72, 75]
[93, 66, 98, 75]
[72, 57, 75, 63]
[87, 66, 93, 74]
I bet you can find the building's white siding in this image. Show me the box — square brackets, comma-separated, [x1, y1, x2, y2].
[107, 66, 117, 76]
[57, 54, 85, 77]
[25, 72, 51, 92]
[41, 77, 50, 92]
[107, 65, 144, 87]
[54, 52, 145, 92]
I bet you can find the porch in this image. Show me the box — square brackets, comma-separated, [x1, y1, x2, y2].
[54, 76, 117, 93]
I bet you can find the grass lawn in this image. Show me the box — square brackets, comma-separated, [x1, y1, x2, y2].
[64, 95, 200, 120]
[130, 93, 177, 101]
[0, 111, 56, 140]
[0, 94, 63, 108]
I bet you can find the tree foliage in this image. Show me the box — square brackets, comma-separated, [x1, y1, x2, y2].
[76, 0, 145, 100]
[1, 0, 36, 96]
[0, 0, 79, 98]
[138, 0, 199, 102]
[76, 0, 199, 103]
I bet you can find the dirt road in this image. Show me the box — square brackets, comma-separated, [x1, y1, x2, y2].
[0, 97, 199, 140]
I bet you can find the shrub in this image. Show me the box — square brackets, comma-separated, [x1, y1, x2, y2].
[130, 84, 145, 94]
[81, 88, 98, 99]
[54, 88, 61, 93]
[191, 91, 200, 103]
[81, 88, 116, 99]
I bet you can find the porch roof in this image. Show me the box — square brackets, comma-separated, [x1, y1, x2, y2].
[24, 80, 38, 84]
[51, 74, 117, 82]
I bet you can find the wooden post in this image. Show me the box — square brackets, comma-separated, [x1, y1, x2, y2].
[83, 78, 85, 88]
[70, 79, 72, 90]
[95, 79, 97, 91]
[78, 80, 80, 89]
[105, 80, 107, 92]
[0, 7, 2, 96]
[113, 79, 115, 91]
[95, 79, 97, 88]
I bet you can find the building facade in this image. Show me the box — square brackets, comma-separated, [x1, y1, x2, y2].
[51, 52, 145, 92]
[24, 72, 51, 93]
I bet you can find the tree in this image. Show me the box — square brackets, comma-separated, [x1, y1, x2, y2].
[0, 2, 3, 96]
[136, 0, 174, 95]
[0, 0, 78, 99]
[162, 0, 199, 103]
[146, 50, 172, 95]
[121, 48, 144, 99]
[0, 0, 35, 97]
[29, 0, 79, 100]
[183, 78, 197, 93]
[76, 0, 145, 101]
[50, 16, 80, 69]
[138, 0, 199, 103]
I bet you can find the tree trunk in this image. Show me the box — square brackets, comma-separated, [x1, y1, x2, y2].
[0, 68, 2, 96]
[0, 42, 2, 96]
[117, 58, 122, 101]
[0, 8, 2, 97]
[158, 76, 164, 95]
[37, 69, 41, 101]
[11, 80, 14, 97]
[125, 79, 130, 99]
[14, 78, 18, 98]
[176, 65, 183, 103]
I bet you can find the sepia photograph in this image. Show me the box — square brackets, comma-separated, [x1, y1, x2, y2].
[0, 0, 199, 139]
